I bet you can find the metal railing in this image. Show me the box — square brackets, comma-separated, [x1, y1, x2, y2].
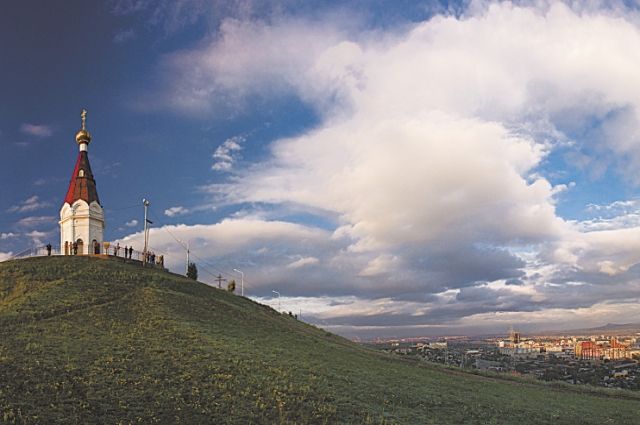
[6, 244, 166, 269]
[10, 246, 61, 259]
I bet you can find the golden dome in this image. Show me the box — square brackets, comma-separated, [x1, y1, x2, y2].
[75, 129, 92, 144]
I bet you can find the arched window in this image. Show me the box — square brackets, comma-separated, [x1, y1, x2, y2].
[79, 170, 85, 177]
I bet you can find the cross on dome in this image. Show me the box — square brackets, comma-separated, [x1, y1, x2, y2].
[81, 109, 87, 130]
[75, 108, 92, 147]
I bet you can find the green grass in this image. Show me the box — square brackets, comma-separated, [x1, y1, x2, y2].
[1, 256, 639, 424]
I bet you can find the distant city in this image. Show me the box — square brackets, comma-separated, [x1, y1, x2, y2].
[371, 325, 640, 390]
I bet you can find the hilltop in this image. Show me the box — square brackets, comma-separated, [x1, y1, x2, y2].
[1, 257, 639, 424]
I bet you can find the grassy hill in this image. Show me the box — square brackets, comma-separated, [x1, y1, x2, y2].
[1, 257, 639, 424]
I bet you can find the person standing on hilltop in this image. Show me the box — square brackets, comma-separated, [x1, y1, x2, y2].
[128, 246, 133, 259]
[46, 243, 52, 256]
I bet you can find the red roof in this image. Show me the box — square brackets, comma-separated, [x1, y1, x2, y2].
[63, 151, 100, 205]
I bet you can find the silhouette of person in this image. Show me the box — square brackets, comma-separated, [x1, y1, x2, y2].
[72, 242, 78, 255]
[46, 243, 52, 256]
[128, 246, 133, 259]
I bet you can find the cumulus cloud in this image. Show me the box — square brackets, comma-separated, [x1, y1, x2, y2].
[117, 218, 334, 291]
[20, 124, 53, 138]
[147, 2, 640, 336]
[125, 219, 139, 227]
[173, 9, 582, 251]
[0, 232, 17, 240]
[7, 196, 50, 213]
[0, 252, 13, 262]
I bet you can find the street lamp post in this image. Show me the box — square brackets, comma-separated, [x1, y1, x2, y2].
[272, 290, 281, 312]
[185, 241, 189, 275]
[233, 268, 244, 296]
[178, 238, 190, 276]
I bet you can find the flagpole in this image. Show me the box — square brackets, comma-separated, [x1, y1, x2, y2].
[143, 198, 150, 256]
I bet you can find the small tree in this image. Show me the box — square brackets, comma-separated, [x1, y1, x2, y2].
[186, 262, 198, 280]
[227, 279, 236, 293]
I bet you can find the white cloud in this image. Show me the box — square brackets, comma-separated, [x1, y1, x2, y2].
[212, 136, 245, 171]
[0, 252, 13, 262]
[0, 232, 17, 240]
[117, 218, 331, 276]
[164, 206, 190, 217]
[286, 256, 319, 269]
[577, 213, 640, 232]
[25, 230, 48, 246]
[125, 219, 139, 227]
[578, 199, 640, 231]
[15, 216, 55, 228]
[174, 8, 584, 256]
[20, 124, 53, 138]
[148, 2, 640, 336]
[586, 199, 640, 213]
[550, 226, 640, 276]
[7, 196, 50, 213]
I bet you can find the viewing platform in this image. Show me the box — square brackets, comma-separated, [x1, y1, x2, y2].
[6, 244, 166, 270]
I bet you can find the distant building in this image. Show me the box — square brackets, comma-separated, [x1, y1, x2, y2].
[511, 331, 521, 345]
[59, 110, 105, 255]
[575, 338, 630, 361]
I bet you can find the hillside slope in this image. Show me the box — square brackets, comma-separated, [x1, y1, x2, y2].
[0, 257, 638, 424]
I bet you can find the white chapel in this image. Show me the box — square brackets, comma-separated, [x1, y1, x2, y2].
[59, 110, 105, 255]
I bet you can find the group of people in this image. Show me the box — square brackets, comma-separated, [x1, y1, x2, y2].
[143, 251, 164, 267]
[111, 243, 164, 267]
[113, 243, 134, 259]
[62, 241, 80, 255]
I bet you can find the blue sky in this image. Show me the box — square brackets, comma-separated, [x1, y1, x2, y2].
[3, 0, 640, 339]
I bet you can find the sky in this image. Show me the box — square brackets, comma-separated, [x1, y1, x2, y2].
[3, 0, 640, 339]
